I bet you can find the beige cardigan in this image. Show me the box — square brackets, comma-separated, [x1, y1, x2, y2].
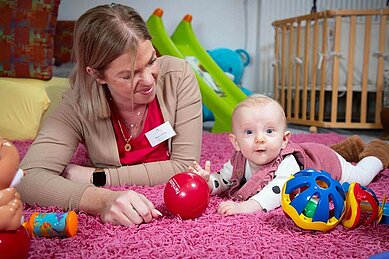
[17, 56, 203, 211]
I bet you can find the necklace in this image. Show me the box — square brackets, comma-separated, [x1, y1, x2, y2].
[117, 106, 147, 152]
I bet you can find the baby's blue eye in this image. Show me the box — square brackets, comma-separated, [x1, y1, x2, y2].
[244, 129, 253, 135]
[266, 129, 274, 134]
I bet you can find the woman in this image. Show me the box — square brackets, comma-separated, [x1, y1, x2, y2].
[16, 4, 202, 227]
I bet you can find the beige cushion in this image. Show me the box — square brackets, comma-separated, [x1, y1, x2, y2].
[0, 77, 69, 140]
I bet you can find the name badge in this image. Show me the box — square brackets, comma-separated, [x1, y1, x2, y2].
[145, 121, 176, 147]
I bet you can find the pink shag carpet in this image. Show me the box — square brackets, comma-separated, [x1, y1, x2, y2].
[13, 132, 389, 258]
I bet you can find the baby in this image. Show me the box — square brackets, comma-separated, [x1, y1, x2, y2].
[189, 94, 389, 215]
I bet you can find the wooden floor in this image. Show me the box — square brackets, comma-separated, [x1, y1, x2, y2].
[287, 124, 387, 143]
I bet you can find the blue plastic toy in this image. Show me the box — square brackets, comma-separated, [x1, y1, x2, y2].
[203, 48, 251, 121]
[379, 202, 389, 224]
[370, 251, 389, 259]
[207, 48, 250, 86]
[281, 169, 346, 232]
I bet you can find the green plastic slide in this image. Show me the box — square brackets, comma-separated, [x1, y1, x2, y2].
[147, 8, 247, 133]
[171, 14, 247, 107]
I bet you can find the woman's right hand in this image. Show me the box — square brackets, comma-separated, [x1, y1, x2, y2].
[80, 187, 162, 227]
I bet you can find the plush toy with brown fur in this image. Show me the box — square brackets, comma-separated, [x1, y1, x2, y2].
[331, 135, 389, 169]
[330, 135, 365, 163]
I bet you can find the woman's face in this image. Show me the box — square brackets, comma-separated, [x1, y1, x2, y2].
[98, 40, 159, 105]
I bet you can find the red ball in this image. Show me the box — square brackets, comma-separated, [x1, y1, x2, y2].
[164, 172, 210, 219]
[0, 226, 31, 258]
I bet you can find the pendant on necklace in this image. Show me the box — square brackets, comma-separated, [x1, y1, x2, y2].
[124, 143, 132, 152]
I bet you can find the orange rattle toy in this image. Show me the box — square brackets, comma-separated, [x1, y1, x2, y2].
[24, 211, 78, 238]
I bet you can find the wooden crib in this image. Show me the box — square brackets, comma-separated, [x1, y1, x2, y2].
[272, 9, 388, 130]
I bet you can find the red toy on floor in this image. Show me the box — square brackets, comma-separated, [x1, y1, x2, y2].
[164, 172, 210, 219]
[0, 138, 30, 258]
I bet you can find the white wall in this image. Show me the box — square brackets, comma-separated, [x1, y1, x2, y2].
[58, 0, 388, 95]
[57, 0, 260, 93]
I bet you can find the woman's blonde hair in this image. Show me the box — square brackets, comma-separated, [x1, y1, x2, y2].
[69, 4, 151, 120]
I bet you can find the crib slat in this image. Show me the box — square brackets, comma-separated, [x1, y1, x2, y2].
[272, 12, 325, 26]
[281, 25, 287, 109]
[330, 16, 342, 124]
[272, 9, 389, 26]
[345, 16, 357, 125]
[273, 26, 279, 102]
[326, 9, 389, 17]
[272, 9, 386, 130]
[318, 17, 328, 123]
[310, 18, 319, 122]
[287, 24, 294, 119]
[360, 16, 372, 124]
[294, 22, 302, 120]
[374, 14, 387, 124]
[302, 20, 310, 121]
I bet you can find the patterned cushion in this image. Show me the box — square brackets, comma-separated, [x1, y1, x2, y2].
[54, 20, 75, 66]
[0, 0, 61, 80]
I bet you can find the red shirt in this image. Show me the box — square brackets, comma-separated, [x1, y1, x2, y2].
[110, 98, 170, 165]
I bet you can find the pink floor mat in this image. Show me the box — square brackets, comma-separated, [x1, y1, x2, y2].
[13, 132, 389, 258]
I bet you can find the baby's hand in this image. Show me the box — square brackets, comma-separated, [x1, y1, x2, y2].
[217, 200, 263, 216]
[188, 160, 211, 182]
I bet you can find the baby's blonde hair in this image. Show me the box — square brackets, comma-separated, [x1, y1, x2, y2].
[232, 94, 287, 130]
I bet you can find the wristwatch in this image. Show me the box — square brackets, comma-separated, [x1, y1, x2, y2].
[91, 168, 106, 186]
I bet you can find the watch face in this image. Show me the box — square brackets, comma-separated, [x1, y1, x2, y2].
[93, 171, 106, 186]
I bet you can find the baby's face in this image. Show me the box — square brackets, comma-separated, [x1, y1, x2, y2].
[229, 103, 289, 171]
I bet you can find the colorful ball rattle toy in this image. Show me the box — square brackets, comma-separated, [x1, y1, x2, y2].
[342, 182, 382, 229]
[164, 172, 210, 220]
[281, 169, 346, 232]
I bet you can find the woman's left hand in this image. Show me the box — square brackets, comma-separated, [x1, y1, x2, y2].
[61, 164, 94, 184]
[217, 200, 263, 215]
